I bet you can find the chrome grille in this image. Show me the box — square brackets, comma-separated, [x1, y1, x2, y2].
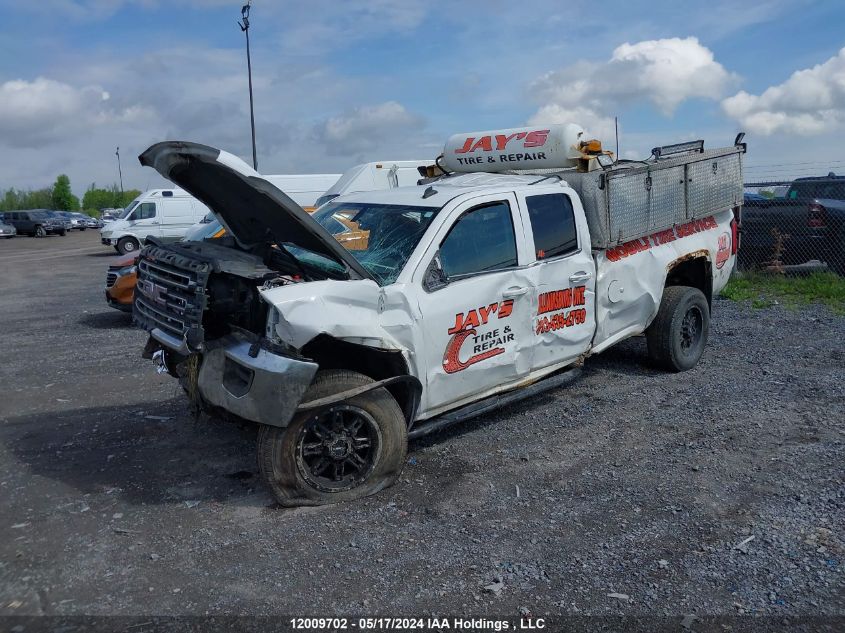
[133, 244, 211, 347]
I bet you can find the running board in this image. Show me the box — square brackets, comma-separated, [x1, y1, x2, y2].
[408, 367, 582, 440]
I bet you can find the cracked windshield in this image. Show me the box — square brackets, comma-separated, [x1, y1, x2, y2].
[306, 201, 441, 285]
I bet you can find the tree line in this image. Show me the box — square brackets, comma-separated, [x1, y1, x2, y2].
[0, 174, 140, 216]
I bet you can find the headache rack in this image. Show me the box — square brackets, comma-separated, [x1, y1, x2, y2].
[563, 142, 746, 248]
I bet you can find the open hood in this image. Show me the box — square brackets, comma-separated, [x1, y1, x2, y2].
[138, 141, 371, 281]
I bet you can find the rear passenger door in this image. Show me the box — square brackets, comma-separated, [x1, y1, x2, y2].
[516, 187, 596, 372]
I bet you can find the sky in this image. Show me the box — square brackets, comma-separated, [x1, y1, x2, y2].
[1, 0, 844, 197]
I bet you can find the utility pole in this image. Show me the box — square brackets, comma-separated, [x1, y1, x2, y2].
[115, 146, 124, 196]
[239, 1, 258, 171]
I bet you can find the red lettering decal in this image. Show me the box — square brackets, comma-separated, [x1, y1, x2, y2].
[478, 303, 498, 325]
[498, 299, 513, 319]
[524, 130, 550, 148]
[455, 137, 474, 154]
[447, 312, 465, 335]
[443, 329, 505, 374]
[470, 136, 493, 152]
[495, 134, 519, 150]
[465, 310, 480, 329]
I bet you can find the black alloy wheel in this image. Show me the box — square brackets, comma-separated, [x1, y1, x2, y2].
[680, 305, 704, 355]
[295, 405, 381, 492]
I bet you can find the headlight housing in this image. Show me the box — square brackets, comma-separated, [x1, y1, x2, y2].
[116, 265, 137, 277]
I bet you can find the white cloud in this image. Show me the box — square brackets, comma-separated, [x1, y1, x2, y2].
[529, 37, 736, 127]
[316, 101, 425, 155]
[527, 105, 617, 143]
[0, 77, 153, 147]
[722, 47, 845, 135]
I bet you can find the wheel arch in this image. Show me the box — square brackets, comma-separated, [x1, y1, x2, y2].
[664, 250, 713, 307]
[299, 334, 421, 424]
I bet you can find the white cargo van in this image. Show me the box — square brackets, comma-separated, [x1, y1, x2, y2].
[100, 189, 210, 254]
[265, 174, 341, 210]
[314, 161, 432, 208]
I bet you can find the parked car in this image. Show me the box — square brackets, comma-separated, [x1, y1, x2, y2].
[0, 215, 17, 238]
[105, 252, 139, 311]
[3, 210, 67, 236]
[45, 211, 73, 233]
[741, 173, 845, 273]
[54, 211, 86, 230]
[82, 214, 103, 229]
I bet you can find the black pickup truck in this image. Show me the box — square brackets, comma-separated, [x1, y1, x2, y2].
[741, 174, 845, 274]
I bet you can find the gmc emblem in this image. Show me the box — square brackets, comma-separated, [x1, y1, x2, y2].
[138, 279, 168, 306]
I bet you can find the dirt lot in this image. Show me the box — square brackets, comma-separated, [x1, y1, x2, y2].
[0, 231, 842, 624]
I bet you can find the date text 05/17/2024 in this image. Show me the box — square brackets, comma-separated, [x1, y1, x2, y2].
[289, 616, 547, 631]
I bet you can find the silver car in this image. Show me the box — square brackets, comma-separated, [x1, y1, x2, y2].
[0, 218, 17, 238]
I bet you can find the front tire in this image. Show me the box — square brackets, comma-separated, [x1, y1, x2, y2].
[646, 286, 710, 372]
[117, 236, 140, 254]
[258, 370, 407, 507]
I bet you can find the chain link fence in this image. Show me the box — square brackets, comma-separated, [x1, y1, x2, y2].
[740, 175, 845, 275]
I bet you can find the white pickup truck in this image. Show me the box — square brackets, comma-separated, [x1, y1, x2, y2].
[133, 125, 745, 506]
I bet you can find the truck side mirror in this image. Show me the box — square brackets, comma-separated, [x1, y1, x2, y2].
[423, 252, 448, 292]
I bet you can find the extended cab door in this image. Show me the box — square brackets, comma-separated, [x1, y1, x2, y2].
[415, 193, 535, 415]
[516, 187, 596, 372]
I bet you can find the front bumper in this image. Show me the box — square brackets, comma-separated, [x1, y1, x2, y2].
[157, 331, 318, 427]
[105, 291, 133, 312]
[105, 271, 136, 310]
[101, 237, 115, 245]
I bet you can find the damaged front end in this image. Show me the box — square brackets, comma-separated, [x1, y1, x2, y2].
[133, 140, 378, 427]
[133, 140, 428, 506]
[135, 237, 321, 427]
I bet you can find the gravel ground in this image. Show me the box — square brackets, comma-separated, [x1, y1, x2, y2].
[0, 232, 842, 626]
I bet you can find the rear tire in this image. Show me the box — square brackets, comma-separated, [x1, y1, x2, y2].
[35, 225, 46, 238]
[58, 229, 67, 236]
[646, 286, 710, 372]
[258, 369, 407, 507]
[117, 236, 140, 254]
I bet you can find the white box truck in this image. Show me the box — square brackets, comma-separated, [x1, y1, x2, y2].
[100, 188, 210, 254]
[315, 161, 433, 208]
[265, 173, 340, 210]
[101, 173, 341, 254]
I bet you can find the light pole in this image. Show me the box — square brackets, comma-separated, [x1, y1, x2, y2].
[239, 1, 258, 171]
[115, 146, 124, 197]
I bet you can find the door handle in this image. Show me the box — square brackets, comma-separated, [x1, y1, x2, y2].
[569, 271, 592, 283]
[502, 286, 528, 298]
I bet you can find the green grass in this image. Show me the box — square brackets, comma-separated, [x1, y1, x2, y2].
[721, 272, 845, 313]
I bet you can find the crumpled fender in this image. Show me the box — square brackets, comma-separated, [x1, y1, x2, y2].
[260, 279, 410, 351]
